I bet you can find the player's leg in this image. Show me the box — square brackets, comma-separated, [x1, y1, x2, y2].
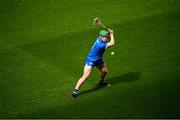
[96, 63, 108, 85]
[71, 65, 92, 97]
[75, 65, 92, 89]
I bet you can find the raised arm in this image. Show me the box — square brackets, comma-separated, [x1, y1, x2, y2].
[106, 29, 115, 48]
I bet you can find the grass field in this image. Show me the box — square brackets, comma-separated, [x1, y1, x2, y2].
[0, 0, 180, 118]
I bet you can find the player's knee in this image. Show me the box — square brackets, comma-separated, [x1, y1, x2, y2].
[102, 69, 108, 74]
[80, 76, 87, 82]
[81, 73, 90, 80]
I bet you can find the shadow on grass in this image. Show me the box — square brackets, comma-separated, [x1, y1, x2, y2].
[79, 72, 140, 96]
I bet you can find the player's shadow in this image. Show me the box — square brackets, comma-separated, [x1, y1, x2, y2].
[79, 72, 140, 96]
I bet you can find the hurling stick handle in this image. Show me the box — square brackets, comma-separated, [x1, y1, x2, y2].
[101, 24, 110, 32]
[101, 24, 107, 29]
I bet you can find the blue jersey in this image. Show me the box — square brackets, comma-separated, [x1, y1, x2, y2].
[86, 37, 108, 62]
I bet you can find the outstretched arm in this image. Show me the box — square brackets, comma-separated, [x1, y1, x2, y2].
[106, 29, 115, 48]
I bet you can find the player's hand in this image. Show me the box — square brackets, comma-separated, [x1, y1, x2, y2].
[108, 29, 113, 35]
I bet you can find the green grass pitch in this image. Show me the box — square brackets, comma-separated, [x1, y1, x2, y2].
[0, 0, 180, 118]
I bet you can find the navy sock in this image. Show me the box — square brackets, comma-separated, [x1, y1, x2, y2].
[100, 79, 105, 82]
[73, 88, 78, 94]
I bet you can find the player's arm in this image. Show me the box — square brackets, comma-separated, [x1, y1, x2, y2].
[106, 29, 115, 48]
